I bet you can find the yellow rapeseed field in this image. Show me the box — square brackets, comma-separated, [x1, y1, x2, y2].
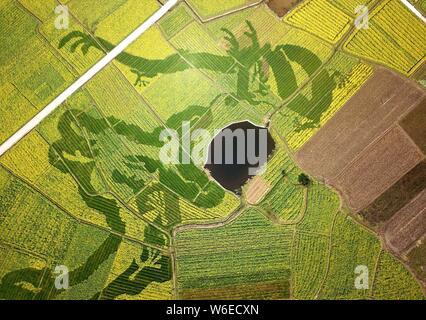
[344, 0, 426, 75]
[284, 0, 351, 43]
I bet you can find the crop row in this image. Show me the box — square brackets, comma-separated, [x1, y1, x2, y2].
[175, 208, 294, 299]
[291, 232, 329, 299]
[186, 0, 256, 19]
[99, 240, 171, 300]
[372, 251, 424, 300]
[328, 0, 374, 16]
[284, 0, 351, 43]
[344, 0, 426, 75]
[261, 177, 305, 223]
[297, 182, 340, 235]
[318, 213, 381, 299]
[271, 52, 372, 151]
[286, 62, 373, 150]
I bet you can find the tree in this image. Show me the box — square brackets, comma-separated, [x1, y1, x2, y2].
[298, 173, 311, 187]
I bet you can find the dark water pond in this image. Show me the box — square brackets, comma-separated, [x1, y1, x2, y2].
[204, 121, 275, 193]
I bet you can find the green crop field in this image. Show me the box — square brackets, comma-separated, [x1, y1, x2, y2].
[175, 208, 294, 299]
[0, 0, 424, 301]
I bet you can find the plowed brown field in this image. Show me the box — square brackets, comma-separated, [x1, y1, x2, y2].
[266, 0, 301, 17]
[296, 68, 425, 181]
[295, 67, 426, 289]
[359, 161, 426, 226]
[383, 189, 426, 254]
[400, 99, 426, 154]
[334, 126, 423, 211]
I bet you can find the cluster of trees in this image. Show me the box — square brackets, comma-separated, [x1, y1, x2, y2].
[282, 170, 311, 187]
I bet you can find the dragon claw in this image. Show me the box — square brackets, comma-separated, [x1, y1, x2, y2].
[131, 69, 150, 87]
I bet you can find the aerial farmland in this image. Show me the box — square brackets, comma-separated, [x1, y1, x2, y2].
[0, 0, 425, 304]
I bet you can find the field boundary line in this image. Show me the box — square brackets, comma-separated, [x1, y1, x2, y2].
[172, 204, 247, 236]
[0, 0, 179, 157]
[369, 247, 383, 299]
[315, 210, 340, 298]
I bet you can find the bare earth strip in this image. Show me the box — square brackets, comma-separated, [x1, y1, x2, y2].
[246, 176, 270, 205]
[266, 0, 302, 17]
[333, 126, 424, 211]
[296, 68, 426, 181]
[383, 189, 426, 255]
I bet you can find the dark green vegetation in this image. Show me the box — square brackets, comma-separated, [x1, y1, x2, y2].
[0, 165, 170, 299]
[60, 20, 335, 129]
[0, 234, 121, 300]
[298, 173, 311, 187]
[0, 103, 226, 299]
